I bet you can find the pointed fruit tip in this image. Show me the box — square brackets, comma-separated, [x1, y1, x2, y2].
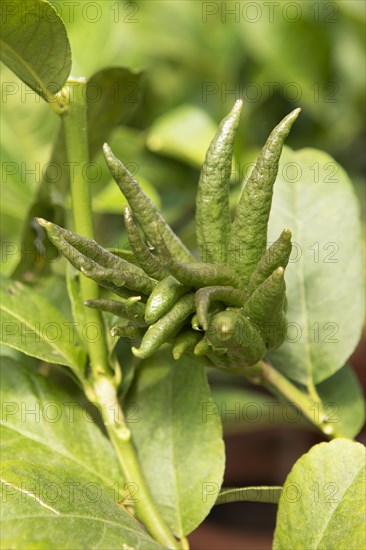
[274, 266, 285, 279]
[132, 345, 149, 359]
[35, 217, 48, 228]
[144, 314, 155, 326]
[280, 108, 301, 131]
[103, 143, 115, 161]
[129, 296, 141, 303]
[193, 342, 202, 356]
[234, 98, 243, 111]
[289, 107, 301, 121]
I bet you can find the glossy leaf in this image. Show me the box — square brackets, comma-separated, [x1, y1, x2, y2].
[126, 349, 225, 538]
[273, 439, 365, 549]
[316, 364, 365, 439]
[0, 460, 163, 549]
[1, 357, 121, 495]
[0, 70, 58, 277]
[268, 147, 364, 384]
[0, 277, 86, 374]
[87, 67, 142, 158]
[0, 0, 71, 99]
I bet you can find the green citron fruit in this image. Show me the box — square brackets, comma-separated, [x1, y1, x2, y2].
[38, 103, 299, 369]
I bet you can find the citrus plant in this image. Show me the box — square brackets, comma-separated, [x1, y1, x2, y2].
[1, 2, 365, 549]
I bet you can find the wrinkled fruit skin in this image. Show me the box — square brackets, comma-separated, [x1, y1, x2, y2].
[38, 102, 300, 370]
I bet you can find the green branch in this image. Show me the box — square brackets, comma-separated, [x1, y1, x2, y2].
[60, 79, 184, 549]
[61, 78, 111, 380]
[93, 377, 185, 549]
[235, 360, 346, 439]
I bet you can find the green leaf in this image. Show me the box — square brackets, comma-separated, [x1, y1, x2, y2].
[87, 67, 142, 158]
[0, 0, 71, 99]
[217, 486, 282, 505]
[316, 364, 365, 439]
[1, 460, 163, 549]
[1, 357, 121, 495]
[35, 274, 73, 320]
[146, 104, 218, 167]
[268, 147, 364, 385]
[273, 439, 365, 550]
[238, 12, 330, 110]
[1, 60, 62, 278]
[126, 349, 225, 538]
[13, 66, 143, 277]
[0, 277, 86, 375]
[11, 126, 68, 279]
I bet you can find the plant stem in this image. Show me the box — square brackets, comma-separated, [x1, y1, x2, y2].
[93, 377, 184, 550]
[236, 360, 346, 439]
[61, 78, 111, 379]
[61, 79, 183, 549]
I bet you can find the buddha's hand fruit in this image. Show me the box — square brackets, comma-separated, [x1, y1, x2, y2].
[38, 101, 300, 369]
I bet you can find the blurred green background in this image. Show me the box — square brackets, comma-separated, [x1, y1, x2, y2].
[1, 0, 365, 273]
